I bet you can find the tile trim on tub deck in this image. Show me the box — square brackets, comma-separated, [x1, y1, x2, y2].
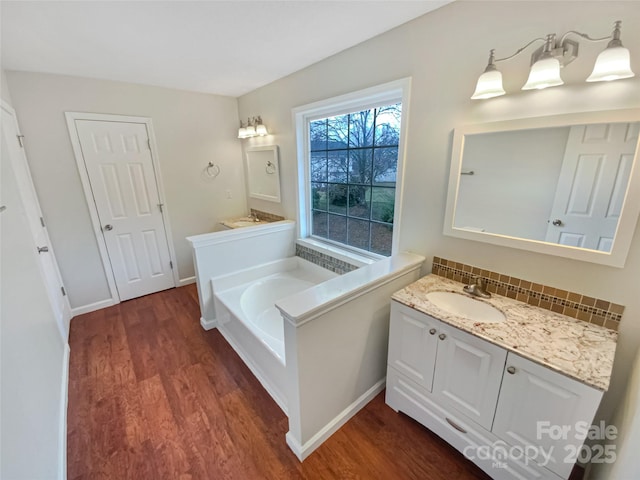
[432, 257, 624, 331]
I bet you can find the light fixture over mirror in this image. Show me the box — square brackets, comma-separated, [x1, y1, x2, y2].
[238, 116, 268, 139]
[471, 21, 635, 100]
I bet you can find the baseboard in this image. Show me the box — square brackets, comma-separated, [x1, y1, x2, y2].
[59, 343, 70, 480]
[71, 298, 117, 316]
[200, 316, 218, 331]
[178, 276, 196, 287]
[286, 377, 386, 461]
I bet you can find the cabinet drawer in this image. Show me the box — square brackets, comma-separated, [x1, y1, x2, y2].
[387, 368, 563, 480]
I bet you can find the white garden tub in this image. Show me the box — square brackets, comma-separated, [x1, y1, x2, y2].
[212, 257, 337, 411]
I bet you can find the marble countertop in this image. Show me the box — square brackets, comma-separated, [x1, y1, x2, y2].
[221, 216, 270, 229]
[392, 275, 618, 391]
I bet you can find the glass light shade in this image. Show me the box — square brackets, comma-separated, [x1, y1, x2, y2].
[237, 127, 247, 138]
[245, 125, 256, 137]
[522, 57, 564, 90]
[471, 69, 506, 100]
[586, 46, 635, 82]
[255, 124, 268, 136]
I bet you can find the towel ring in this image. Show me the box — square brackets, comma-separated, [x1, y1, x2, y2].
[205, 162, 221, 178]
[266, 161, 276, 174]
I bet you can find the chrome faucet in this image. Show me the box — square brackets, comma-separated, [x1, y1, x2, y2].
[463, 276, 491, 298]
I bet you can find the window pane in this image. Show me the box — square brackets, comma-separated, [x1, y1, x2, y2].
[311, 152, 327, 182]
[328, 214, 347, 244]
[371, 187, 395, 223]
[347, 218, 370, 250]
[373, 147, 398, 185]
[370, 222, 393, 256]
[328, 150, 348, 183]
[349, 109, 375, 148]
[327, 184, 348, 214]
[312, 210, 328, 238]
[374, 103, 402, 146]
[327, 114, 349, 149]
[310, 120, 327, 151]
[348, 185, 370, 219]
[348, 149, 372, 184]
[311, 182, 327, 211]
[307, 99, 401, 257]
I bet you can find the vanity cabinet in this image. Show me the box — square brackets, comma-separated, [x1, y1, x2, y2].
[493, 353, 603, 479]
[386, 300, 604, 480]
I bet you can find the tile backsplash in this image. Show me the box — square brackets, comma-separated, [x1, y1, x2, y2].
[250, 208, 285, 222]
[296, 244, 359, 275]
[432, 257, 624, 331]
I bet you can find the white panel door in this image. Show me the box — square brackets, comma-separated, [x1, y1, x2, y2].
[493, 353, 603, 479]
[388, 302, 439, 391]
[545, 123, 638, 251]
[1, 103, 71, 341]
[74, 120, 174, 301]
[432, 323, 507, 430]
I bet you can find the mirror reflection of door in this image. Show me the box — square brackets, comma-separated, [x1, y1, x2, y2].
[545, 123, 639, 252]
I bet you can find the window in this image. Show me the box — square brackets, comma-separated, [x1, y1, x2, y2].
[294, 80, 409, 259]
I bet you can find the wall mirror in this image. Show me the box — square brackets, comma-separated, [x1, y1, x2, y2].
[444, 109, 640, 267]
[246, 145, 281, 203]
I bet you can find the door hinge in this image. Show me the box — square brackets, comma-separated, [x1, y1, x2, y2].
[170, 261, 173, 269]
[40, 216, 46, 227]
[61, 286, 67, 296]
[158, 203, 164, 213]
[17, 135, 25, 148]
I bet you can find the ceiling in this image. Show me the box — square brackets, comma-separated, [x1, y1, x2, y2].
[1, 1, 452, 97]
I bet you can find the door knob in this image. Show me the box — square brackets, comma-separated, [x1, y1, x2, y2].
[37, 246, 49, 254]
[552, 219, 564, 226]
[103, 224, 113, 231]
[438, 333, 447, 340]
[507, 366, 516, 375]
[429, 328, 437, 335]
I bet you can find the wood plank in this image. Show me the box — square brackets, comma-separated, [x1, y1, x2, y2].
[67, 285, 582, 480]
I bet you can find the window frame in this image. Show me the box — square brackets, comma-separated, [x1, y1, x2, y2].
[293, 78, 411, 259]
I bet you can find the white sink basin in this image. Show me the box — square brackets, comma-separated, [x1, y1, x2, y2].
[426, 291, 506, 323]
[222, 217, 270, 228]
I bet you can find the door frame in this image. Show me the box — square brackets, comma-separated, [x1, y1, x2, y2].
[65, 112, 179, 303]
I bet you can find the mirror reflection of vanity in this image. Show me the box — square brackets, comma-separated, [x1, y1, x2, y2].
[444, 109, 640, 267]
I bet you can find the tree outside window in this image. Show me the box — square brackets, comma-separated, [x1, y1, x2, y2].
[309, 103, 401, 256]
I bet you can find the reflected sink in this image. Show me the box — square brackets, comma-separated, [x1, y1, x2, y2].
[426, 291, 506, 323]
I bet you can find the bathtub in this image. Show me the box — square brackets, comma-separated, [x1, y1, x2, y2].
[212, 257, 337, 411]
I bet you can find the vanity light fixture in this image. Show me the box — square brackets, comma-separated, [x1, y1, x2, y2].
[237, 116, 269, 139]
[471, 20, 635, 100]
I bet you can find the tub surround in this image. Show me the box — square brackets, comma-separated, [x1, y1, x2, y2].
[393, 274, 617, 391]
[432, 257, 624, 330]
[187, 220, 296, 329]
[278, 252, 425, 326]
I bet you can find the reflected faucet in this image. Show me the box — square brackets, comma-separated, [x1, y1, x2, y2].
[463, 276, 491, 298]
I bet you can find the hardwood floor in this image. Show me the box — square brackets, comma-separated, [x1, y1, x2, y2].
[67, 284, 495, 479]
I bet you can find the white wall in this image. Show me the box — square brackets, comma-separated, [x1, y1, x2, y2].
[237, 0, 640, 443]
[5, 72, 247, 309]
[455, 127, 568, 240]
[1, 75, 67, 479]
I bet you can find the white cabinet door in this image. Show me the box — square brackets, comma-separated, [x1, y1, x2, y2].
[493, 353, 604, 479]
[432, 324, 507, 430]
[388, 301, 439, 391]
